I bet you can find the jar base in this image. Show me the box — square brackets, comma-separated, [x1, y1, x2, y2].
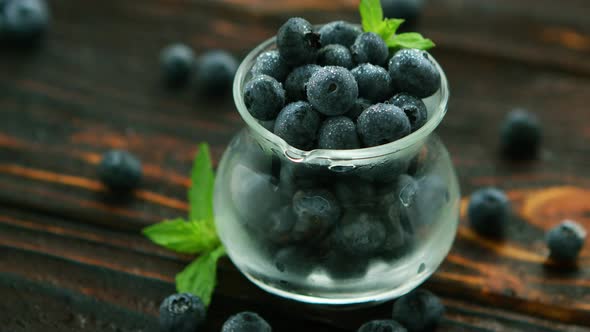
[241, 265, 438, 307]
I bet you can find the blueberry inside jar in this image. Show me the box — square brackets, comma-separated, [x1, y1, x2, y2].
[214, 19, 459, 305]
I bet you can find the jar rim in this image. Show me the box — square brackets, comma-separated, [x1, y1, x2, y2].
[233, 32, 449, 162]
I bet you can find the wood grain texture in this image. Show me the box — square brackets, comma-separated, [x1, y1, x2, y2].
[0, 0, 589, 330]
[1, 206, 588, 331]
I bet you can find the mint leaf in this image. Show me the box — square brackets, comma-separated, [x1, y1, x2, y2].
[360, 0, 435, 51]
[142, 218, 220, 254]
[360, 0, 384, 33]
[386, 32, 435, 50]
[176, 245, 226, 306]
[379, 18, 405, 41]
[189, 143, 215, 223]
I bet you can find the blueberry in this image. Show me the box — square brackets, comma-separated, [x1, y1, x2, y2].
[230, 165, 281, 231]
[467, 187, 510, 236]
[346, 98, 371, 121]
[277, 17, 320, 66]
[500, 109, 542, 159]
[318, 116, 360, 150]
[379, 197, 407, 252]
[250, 50, 290, 82]
[389, 49, 440, 98]
[307, 66, 358, 116]
[244, 75, 286, 121]
[159, 293, 206, 332]
[389, 93, 428, 132]
[318, 21, 362, 47]
[392, 289, 445, 332]
[2, 0, 49, 42]
[98, 150, 142, 191]
[273, 101, 321, 150]
[333, 212, 386, 256]
[317, 44, 354, 69]
[277, 161, 316, 196]
[334, 177, 377, 208]
[159, 44, 195, 86]
[357, 103, 411, 147]
[259, 119, 275, 132]
[358, 319, 408, 332]
[546, 220, 586, 262]
[381, 220, 407, 256]
[292, 188, 341, 241]
[352, 64, 393, 103]
[351, 32, 389, 66]
[273, 246, 315, 276]
[409, 175, 449, 227]
[195, 50, 238, 96]
[381, 0, 423, 28]
[323, 249, 369, 280]
[284, 64, 321, 101]
[266, 205, 297, 244]
[221, 311, 271, 332]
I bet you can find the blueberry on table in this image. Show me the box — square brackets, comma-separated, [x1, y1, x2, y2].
[318, 116, 361, 150]
[333, 212, 386, 256]
[273, 101, 321, 150]
[307, 66, 359, 116]
[221, 311, 271, 332]
[389, 49, 440, 98]
[346, 98, 371, 121]
[159, 293, 206, 332]
[357, 103, 411, 147]
[389, 93, 428, 132]
[195, 50, 238, 96]
[284, 64, 320, 101]
[244, 75, 286, 121]
[500, 109, 542, 159]
[98, 150, 142, 191]
[318, 20, 362, 48]
[392, 289, 445, 332]
[292, 188, 341, 241]
[351, 32, 389, 66]
[358, 319, 408, 332]
[277, 17, 320, 66]
[250, 50, 291, 82]
[467, 187, 510, 237]
[546, 220, 586, 262]
[317, 44, 354, 69]
[352, 63, 393, 103]
[2, 0, 49, 43]
[160, 43, 195, 86]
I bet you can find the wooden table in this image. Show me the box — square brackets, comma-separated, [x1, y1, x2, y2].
[1, 0, 589, 331]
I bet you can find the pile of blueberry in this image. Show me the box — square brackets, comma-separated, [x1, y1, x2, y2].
[0, 0, 49, 44]
[468, 186, 586, 262]
[159, 289, 445, 332]
[231, 142, 450, 280]
[243, 17, 440, 151]
[160, 43, 238, 93]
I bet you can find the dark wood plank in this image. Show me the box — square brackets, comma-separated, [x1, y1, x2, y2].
[1, 206, 588, 331]
[1, 0, 590, 330]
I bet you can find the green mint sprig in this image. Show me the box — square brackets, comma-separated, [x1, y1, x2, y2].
[143, 143, 224, 306]
[360, 0, 435, 50]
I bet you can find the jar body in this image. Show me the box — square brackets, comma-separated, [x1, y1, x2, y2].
[214, 129, 459, 305]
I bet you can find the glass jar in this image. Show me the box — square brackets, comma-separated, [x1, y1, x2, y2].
[214, 36, 459, 306]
